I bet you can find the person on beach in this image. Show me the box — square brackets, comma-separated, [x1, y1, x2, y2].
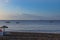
[0, 29, 2, 32]
[0, 29, 3, 36]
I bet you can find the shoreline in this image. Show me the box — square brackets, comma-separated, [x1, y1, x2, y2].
[0, 32, 60, 40]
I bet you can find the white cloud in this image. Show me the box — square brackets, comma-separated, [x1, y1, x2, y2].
[0, 0, 10, 3]
[4, 0, 9, 3]
[0, 0, 11, 11]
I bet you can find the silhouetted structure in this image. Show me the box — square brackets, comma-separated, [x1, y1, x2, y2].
[0, 25, 8, 36]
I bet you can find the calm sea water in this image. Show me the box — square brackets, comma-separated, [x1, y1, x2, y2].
[0, 20, 60, 33]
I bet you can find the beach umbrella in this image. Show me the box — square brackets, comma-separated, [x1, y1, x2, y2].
[0, 25, 8, 36]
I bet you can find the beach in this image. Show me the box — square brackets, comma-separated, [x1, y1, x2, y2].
[0, 20, 60, 40]
[0, 32, 60, 40]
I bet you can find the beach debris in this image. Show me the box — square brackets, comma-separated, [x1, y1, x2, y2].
[0, 25, 8, 36]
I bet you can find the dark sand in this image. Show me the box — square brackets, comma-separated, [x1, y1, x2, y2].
[0, 32, 60, 40]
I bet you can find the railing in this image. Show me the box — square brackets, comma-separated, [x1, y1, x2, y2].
[0, 32, 60, 40]
[1, 36, 60, 40]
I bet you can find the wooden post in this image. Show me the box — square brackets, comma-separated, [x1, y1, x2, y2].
[3, 28, 5, 36]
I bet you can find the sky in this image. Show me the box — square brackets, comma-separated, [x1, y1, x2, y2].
[0, 0, 60, 20]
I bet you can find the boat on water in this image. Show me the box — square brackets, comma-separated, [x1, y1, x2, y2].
[5, 21, 20, 24]
[16, 22, 20, 24]
[5, 21, 10, 23]
[49, 20, 54, 23]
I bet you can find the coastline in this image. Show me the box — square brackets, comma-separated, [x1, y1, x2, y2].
[0, 32, 60, 40]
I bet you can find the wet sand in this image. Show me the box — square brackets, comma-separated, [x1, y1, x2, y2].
[0, 32, 60, 40]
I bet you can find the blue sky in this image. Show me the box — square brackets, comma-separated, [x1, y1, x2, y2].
[0, 0, 60, 20]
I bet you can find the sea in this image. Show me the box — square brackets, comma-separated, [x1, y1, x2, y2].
[0, 20, 60, 33]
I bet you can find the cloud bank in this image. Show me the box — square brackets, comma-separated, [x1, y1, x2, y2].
[0, 13, 60, 20]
